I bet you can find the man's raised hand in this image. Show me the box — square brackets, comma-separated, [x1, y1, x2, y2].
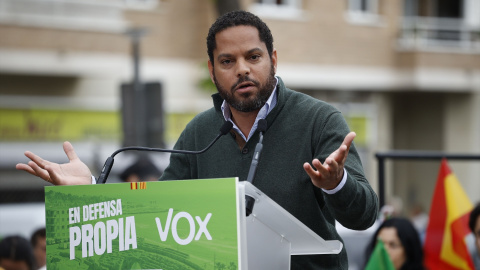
[16, 141, 92, 186]
[303, 132, 356, 190]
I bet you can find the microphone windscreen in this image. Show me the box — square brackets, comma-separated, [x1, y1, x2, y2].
[219, 121, 233, 135]
[257, 119, 267, 133]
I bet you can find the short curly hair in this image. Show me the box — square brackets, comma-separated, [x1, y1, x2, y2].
[207, 10, 274, 65]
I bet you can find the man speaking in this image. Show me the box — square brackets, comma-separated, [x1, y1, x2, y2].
[17, 10, 378, 269]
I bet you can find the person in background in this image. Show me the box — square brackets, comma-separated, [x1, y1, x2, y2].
[30, 228, 46, 270]
[365, 217, 426, 270]
[469, 202, 480, 269]
[119, 154, 162, 182]
[409, 203, 429, 243]
[0, 235, 36, 270]
[379, 196, 404, 222]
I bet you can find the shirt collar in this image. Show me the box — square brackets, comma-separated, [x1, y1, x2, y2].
[221, 77, 278, 142]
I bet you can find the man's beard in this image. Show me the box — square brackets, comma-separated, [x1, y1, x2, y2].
[213, 64, 277, 112]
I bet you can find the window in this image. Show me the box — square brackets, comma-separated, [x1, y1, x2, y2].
[0, 0, 132, 33]
[398, 0, 480, 52]
[348, 0, 378, 14]
[346, 0, 383, 25]
[250, 0, 304, 20]
[258, 0, 297, 5]
[123, 0, 159, 10]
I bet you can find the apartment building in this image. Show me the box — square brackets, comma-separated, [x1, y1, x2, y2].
[1, 0, 479, 216]
[248, 0, 480, 213]
[0, 0, 216, 200]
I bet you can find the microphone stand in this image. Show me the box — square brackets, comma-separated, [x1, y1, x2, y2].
[245, 119, 267, 216]
[96, 121, 233, 184]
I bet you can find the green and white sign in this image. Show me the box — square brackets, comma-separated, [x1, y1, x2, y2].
[45, 178, 240, 270]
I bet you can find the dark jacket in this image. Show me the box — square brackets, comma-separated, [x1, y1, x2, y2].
[161, 77, 378, 269]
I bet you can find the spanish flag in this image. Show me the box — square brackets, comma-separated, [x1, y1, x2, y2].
[424, 159, 474, 270]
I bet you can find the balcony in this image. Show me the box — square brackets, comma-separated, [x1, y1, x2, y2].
[398, 16, 480, 53]
[0, 0, 158, 33]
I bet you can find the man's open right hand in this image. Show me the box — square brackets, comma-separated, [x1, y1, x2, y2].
[16, 141, 92, 186]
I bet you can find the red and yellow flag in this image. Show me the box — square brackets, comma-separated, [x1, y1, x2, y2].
[131, 182, 137, 190]
[130, 182, 147, 190]
[424, 159, 474, 270]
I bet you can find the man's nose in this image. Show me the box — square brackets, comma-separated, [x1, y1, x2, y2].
[236, 59, 250, 77]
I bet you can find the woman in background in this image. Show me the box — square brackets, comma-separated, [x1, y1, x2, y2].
[365, 217, 426, 270]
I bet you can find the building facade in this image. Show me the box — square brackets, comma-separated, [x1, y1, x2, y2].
[1, 0, 479, 216]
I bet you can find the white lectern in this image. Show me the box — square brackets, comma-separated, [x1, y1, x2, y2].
[237, 181, 343, 270]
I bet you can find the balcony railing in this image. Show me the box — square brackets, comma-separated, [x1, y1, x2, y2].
[398, 16, 480, 53]
[0, 0, 158, 33]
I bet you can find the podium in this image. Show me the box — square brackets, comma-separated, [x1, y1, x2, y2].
[45, 178, 342, 269]
[238, 181, 342, 269]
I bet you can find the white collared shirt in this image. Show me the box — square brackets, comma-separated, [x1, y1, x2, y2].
[221, 77, 278, 142]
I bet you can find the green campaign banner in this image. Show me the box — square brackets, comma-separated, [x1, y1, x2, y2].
[45, 178, 240, 270]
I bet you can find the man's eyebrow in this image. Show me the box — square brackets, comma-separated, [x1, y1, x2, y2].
[216, 53, 233, 60]
[247, 47, 264, 54]
[216, 47, 265, 61]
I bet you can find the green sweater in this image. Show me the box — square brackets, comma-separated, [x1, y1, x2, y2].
[160, 77, 378, 269]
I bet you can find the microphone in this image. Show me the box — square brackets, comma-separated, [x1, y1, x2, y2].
[96, 121, 233, 184]
[245, 119, 267, 216]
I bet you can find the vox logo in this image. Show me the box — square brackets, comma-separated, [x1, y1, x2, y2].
[155, 208, 212, 245]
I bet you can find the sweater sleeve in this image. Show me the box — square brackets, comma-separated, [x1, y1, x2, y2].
[327, 169, 378, 230]
[314, 111, 378, 230]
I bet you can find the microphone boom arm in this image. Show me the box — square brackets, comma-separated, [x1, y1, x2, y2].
[96, 121, 233, 184]
[111, 132, 225, 157]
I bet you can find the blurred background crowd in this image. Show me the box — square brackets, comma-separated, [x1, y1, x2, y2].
[0, 227, 46, 270]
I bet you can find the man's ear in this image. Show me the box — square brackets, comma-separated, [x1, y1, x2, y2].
[271, 48, 278, 74]
[207, 60, 215, 83]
